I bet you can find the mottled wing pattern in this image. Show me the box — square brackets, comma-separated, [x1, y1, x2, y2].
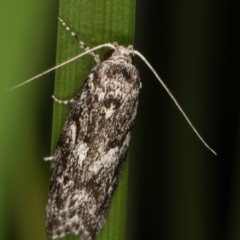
[46, 54, 141, 240]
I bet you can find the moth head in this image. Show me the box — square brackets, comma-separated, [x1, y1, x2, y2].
[104, 45, 134, 64]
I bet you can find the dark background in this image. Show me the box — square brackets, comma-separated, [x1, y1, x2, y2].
[0, 0, 239, 240]
[130, 1, 240, 240]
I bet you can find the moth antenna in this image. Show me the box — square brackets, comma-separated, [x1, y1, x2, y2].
[8, 43, 115, 91]
[58, 17, 101, 64]
[134, 50, 217, 155]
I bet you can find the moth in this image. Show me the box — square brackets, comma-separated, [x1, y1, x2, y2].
[10, 17, 216, 240]
[46, 23, 141, 240]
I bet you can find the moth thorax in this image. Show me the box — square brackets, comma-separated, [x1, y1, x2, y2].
[105, 46, 133, 64]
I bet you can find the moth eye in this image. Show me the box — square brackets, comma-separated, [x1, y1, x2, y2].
[104, 49, 115, 60]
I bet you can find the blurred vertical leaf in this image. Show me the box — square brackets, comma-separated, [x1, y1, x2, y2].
[0, 0, 58, 240]
[50, 0, 136, 239]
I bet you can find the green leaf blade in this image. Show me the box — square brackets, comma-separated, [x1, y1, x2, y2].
[50, 1, 136, 239]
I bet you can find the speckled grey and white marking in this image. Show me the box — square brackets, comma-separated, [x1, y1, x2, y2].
[46, 45, 141, 240]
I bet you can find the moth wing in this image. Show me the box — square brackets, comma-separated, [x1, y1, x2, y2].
[46, 61, 141, 240]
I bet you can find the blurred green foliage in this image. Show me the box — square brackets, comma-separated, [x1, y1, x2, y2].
[0, 1, 58, 240]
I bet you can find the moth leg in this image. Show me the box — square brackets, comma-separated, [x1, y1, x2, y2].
[58, 17, 101, 64]
[44, 156, 54, 161]
[52, 95, 74, 105]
